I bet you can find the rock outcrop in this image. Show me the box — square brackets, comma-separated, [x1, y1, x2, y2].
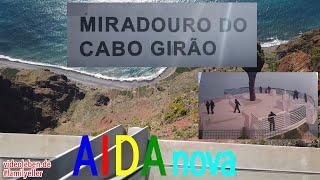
[276, 29, 320, 61]
[277, 51, 311, 72]
[275, 29, 320, 104]
[0, 69, 85, 133]
[94, 93, 110, 106]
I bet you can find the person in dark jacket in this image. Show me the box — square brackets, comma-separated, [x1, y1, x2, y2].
[293, 90, 299, 100]
[205, 101, 210, 114]
[259, 86, 263, 93]
[267, 86, 271, 94]
[304, 93, 308, 103]
[268, 111, 276, 131]
[210, 100, 215, 114]
[318, 122, 320, 138]
[234, 99, 241, 113]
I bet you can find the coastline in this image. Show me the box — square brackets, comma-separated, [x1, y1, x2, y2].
[0, 58, 176, 89]
[261, 44, 280, 52]
[0, 40, 288, 89]
[261, 42, 284, 57]
[260, 39, 287, 53]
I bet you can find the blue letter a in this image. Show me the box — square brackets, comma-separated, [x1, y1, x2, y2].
[73, 135, 98, 176]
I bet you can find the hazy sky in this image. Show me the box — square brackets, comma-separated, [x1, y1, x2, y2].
[199, 72, 318, 101]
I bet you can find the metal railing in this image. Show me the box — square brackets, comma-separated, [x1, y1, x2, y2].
[199, 129, 318, 140]
[23, 126, 150, 180]
[36, 125, 126, 180]
[225, 87, 316, 108]
[249, 106, 307, 139]
[200, 86, 315, 139]
[200, 105, 309, 140]
[200, 130, 243, 139]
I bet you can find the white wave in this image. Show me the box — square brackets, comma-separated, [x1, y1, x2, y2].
[261, 38, 288, 48]
[83, 0, 171, 2]
[0, 54, 167, 82]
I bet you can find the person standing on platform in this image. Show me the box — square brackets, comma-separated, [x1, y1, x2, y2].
[234, 99, 241, 113]
[293, 90, 299, 100]
[267, 86, 271, 94]
[210, 100, 215, 114]
[268, 111, 276, 131]
[205, 101, 210, 114]
[304, 93, 308, 103]
[318, 122, 320, 138]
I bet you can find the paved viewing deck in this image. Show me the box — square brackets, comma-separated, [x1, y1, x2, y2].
[199, 88, 317, 139]
[199, 99, 245, 130]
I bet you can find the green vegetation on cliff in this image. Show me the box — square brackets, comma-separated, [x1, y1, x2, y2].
[1, 29, 319, 141]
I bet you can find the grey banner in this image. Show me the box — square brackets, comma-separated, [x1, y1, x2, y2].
[67, 3, 257, 67]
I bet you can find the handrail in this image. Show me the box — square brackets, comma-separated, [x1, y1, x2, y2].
[250, 106, 307, 139]
[202, 87, 315, 139]
[37, 125, 126, 180]
[224, 87, 316, 108]
[60, 127, 150, 179]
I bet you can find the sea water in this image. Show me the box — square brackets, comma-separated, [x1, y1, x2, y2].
[0, 0, 319, 81]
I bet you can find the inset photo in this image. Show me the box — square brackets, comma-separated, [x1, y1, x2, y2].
[198, 72, 318, 139]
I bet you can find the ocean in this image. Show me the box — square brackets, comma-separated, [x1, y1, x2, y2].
[0, 0, 319, 81]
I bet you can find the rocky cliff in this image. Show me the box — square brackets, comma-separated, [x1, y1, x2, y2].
[276, 29, 320, 66]
[0, 68, 85, 133]
[275, 29, 320, 104]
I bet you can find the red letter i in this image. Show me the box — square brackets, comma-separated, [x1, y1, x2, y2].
[102, 135, 109, 176]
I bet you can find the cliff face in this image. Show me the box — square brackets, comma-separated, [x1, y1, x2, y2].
[277, 51, 311, 72]
[276, 29, 320, 64]
[275, 29, 320, 104]
[0, 68, 85, 133]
